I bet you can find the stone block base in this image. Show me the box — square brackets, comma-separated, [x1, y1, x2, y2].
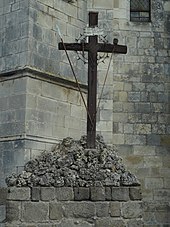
[5, 186, 143, 226]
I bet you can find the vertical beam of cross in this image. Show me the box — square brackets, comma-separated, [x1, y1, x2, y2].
[87, 12, 98, 149]
[58, 12, 127, 149]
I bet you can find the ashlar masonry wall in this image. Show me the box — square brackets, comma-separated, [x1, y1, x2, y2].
[88, 0, 170, 226]
[0, 1, 89, 223]
[0, 0, 88, 186]
[0, 73, 87, 186]
[5, 186, 143, 227]
[0, 0, 88, 83]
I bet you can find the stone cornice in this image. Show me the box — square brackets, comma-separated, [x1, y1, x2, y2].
[0, 67, 87, 93]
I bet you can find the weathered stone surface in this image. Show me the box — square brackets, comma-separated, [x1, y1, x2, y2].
[90, 187, 105, 201]
[109, 202, 121, 217]
[6, 201, 21, 222]
[112, 187, 129, 201]
[95, 218, 125, 227]
[37, 225, 53, 227]
[6, 136, 140, 188]
[7, 187, 30, 201]
[127, 219, 144, 227]
[74, 187, 90, 201]
[154, 211, 170, 224]
[0, 223, 5, 227]
[41, 187, 55, 201]
[31, 187, 40, 201]
[129, 187, 142, 200]
[0, 188, 7, 205]
[0, 205, 6, 222]
[122, 201, 143, 219]
[4, 224, 20, 227]
[95, 202, 110, 217]
[49, 202, 64, 220]
[56, 187, 74, 201]
[105, 187, 112, 200]
[22, 202, 49, 222]
[54, 218, 94, 227]
[64, 202, 95, 218]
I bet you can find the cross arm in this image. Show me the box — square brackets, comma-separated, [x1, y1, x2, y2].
[59, 42, 127, 54]
[98, 43, 127, 54]
[58, 42, 89, 51]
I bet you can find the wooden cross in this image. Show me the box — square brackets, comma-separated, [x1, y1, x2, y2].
[58, 12, 127, 148]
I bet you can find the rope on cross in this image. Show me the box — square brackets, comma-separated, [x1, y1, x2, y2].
[58, 12, 127, 148]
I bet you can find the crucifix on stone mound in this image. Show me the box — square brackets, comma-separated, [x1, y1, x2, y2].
[58, 12, 127, 149]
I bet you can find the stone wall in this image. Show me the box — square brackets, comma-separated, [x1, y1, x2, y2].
[4, 186, 143, 227]
[0, 71, 86, 187]
[27, 0, 87, 84]
[88, 0, 170, 226]
[0, 0, 30, 72]
[0, 0, 88, 187]
[0, 1, 88, 222]
[0, 0, 87, 83]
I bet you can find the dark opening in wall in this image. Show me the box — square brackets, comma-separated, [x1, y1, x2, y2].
[130, 0, 151, 22]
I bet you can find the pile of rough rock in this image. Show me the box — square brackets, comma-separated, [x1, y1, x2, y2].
[6, 135, 140, 187]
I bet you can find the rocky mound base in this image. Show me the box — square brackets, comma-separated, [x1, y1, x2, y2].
[6, 135, 140, 187]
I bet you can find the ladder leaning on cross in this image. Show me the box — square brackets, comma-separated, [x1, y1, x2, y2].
[58, 11, 127, 149]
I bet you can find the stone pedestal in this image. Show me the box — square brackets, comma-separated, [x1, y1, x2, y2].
[5, 186, 143, 227]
